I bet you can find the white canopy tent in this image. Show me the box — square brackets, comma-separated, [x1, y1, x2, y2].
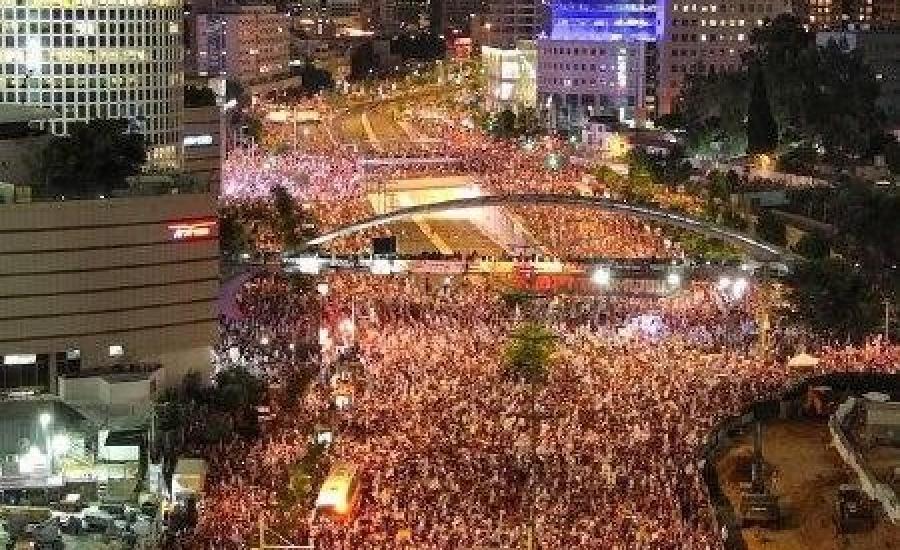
[787, 353, 821, 368]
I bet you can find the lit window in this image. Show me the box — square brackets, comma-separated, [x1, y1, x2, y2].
[108, 345, 125, 358]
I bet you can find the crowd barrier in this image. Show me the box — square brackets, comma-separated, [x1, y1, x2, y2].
[699, 372, 900, 549]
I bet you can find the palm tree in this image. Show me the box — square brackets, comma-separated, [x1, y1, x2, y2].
[503, 322, 556, 550]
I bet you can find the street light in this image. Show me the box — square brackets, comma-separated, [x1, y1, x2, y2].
[592, 267, 612, 287]
[317, 282, 329, 296]
[717, 275, 748, 301]
[666, 271, 681, 289]
[39, 412, 52, 429]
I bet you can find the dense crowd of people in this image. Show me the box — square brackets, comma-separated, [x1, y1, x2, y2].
[186, 98, 899, 550]
[181, 269, 898, 550]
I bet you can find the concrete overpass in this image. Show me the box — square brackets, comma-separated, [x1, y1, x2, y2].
[306, 194, 792, 264]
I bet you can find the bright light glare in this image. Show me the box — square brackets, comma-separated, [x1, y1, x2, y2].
[39, 413, 52, 429]
[666, 272, 681, 287]
[717, 276, 731, 291]
[51, 433, 70, 456]
[339, 318, 355, 334]
[19, 445, 45, 474]
[592, 267, 612, 287]
[731, 277, 748, 300]
[317, 282, 329, 296]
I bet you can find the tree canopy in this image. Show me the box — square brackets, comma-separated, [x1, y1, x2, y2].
[184, 85, 217, 108]
[675, 14, 883, 162]
[350, 42, 380, 81]
[746, 66, 778, 155]
[40, 118, 146, 197]
[504, 322, 556, 386]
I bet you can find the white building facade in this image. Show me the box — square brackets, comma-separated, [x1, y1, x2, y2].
[482, 40, 537, 112]
[0, 0, 185, 168]
[537, 40, 655, 130]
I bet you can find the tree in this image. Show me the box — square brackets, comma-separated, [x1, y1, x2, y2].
[219, 207, 250, 259]
[755, 209, 787, 246]
[184, 85, 217, 108]
[676, 70, 749, 156]
[350, 42, 380, 81]
[225, 79, 245, 102]
[792, 232, 831, 259]
[295, 63, 335, 96]
[494, 109, 517, 138]
[272, 185, 300, 250]
[504, 322, 556, 550]
[40, 118, 146, 197]
[785, 258, 883, 342]
[746, 66, 778, 155]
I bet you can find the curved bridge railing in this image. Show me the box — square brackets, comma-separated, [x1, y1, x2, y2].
[306, 193, 792, 263]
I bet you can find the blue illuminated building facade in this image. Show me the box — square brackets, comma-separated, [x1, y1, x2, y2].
[537, 0, 662, 130]
[547, 0, 660, 41]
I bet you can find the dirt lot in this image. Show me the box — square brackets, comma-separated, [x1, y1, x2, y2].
[716, 420, 900, 550]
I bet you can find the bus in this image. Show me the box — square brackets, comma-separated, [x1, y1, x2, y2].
[314, 463, 359, 518]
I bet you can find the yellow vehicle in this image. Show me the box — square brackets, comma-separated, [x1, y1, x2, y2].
[314, 463, 359, 518]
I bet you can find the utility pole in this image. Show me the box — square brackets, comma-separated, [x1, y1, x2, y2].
[884, 297, 891, 344]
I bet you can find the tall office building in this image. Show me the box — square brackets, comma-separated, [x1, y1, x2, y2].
[797, 0, 900, 28]
[536, 0, 660, 129]
[483, 0, 547, 47]
[658, 0, 791, 114]
[370, 0, 432, 32]
[0, 0, 185, 168]
[190, 4, 299, 97]
[438, 0, 484, 34]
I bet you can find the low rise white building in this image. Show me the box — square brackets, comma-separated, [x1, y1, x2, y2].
[537, 40, 656, 131]
[482, 41, 538, 112]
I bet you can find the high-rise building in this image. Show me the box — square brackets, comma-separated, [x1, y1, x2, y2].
[536, 0, 660, 129]
[0, 0, 185, 168]
[438, 0, 484, 34]
[483, 0, 547, 47]
[797, 0, 900, 28]
[372, 0, 432, 33]
[189, 4, 300, 97]
[658, 0, 791, 114]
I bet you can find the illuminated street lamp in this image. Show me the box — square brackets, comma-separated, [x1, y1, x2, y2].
[592, 267, 612, 287]
[717, 275, 749, 301]
[666, 271, 681, 289]
[317, 282, 330, 296]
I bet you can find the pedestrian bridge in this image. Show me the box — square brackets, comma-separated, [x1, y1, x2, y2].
[306, 193, 792, 263]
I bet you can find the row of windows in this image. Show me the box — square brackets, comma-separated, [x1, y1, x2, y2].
[672, 3, 779, 13]
[671, 47, 739, 56]
[4, 87, 180, 104]
[1, 35, 179, 50]
[1, 62, 181, 77]
[670, 62, 738, 74]
[541, 93, 639, 107]
[540, 63, 639, 72]
[543, 47, 637, 56]
[540, 77, 640, 89]
[5, 92, 179, 116]
[673, 32, 747, 41]
[672, 17, 753, 26]
[1, 7, 180, 22]
[1, 21, 177, 35]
